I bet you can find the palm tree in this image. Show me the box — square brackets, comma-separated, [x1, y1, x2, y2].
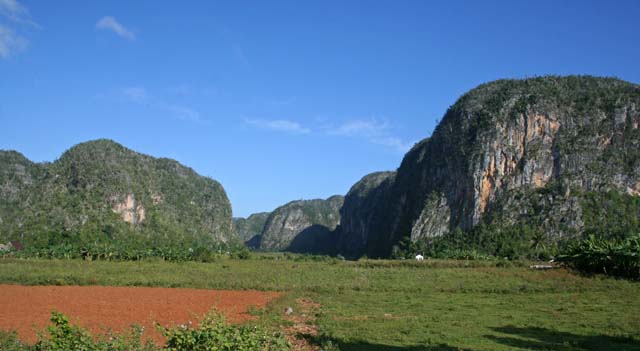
[530, 231, 547, 253]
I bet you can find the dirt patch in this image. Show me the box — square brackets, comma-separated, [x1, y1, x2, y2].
[0, 284, 281, 344]
[283, 298, 321, 351]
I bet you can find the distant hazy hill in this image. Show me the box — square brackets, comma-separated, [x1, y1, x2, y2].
[338, 76, 640, 257]
[233, 212, 269, 248]
[259, 195, 343, 253]
[0, 139, 235, 248]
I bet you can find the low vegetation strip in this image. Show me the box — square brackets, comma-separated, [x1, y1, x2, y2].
[0, 284, 281, 344]
[557, 234, 640, 279]
[1, 310, 290, 351]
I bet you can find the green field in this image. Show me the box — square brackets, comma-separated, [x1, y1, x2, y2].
[1, 256, 639, 350]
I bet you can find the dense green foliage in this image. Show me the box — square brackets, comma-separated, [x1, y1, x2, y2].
[391, 223, 557, 261]
[456, 75, 638, 128]
[160, 310, 289, 351]
[557, 235, 640, 279]
[1, 257, 639, 350]
[0, 139, 235, 251]
[580, 191, 640, 239]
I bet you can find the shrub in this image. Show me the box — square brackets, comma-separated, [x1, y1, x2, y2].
[35, 311, 96, 351]
[0, 330, 29, 351]
[556, 234, 640, 279]
[33, 311, 155, 351]
[232, 247, 251, 260]
[158, 310, 289, 351]
[190, 247, 217, 262]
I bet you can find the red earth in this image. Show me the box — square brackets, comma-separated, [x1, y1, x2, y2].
[0, 284, 282, 344]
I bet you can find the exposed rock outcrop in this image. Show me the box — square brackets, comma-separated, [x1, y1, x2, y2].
[111, 193, 146, 225]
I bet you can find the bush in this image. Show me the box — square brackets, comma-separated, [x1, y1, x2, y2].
[556, 234, 640, 279]
[0, 331, 29, 351]
[158, 310, 289, 351]
[231, 247, 251, 260]
[34, 311, 154, 351]
[190, 247, 217, 262]
[35, 311, 96, 351]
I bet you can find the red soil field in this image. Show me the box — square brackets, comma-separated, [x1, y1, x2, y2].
[0, 284, 282, 344]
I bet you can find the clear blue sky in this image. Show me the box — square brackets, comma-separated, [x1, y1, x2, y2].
[1, 1, 639, 217]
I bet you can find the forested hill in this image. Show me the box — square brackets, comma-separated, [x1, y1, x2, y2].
[0, 139, 235, 249]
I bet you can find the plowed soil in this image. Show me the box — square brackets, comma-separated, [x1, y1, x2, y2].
[0, 284, 282, 344]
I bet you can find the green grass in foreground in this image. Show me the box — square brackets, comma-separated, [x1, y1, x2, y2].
[0, 256, 639, 351]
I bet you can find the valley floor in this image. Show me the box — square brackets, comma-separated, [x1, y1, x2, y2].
[0, 256, 638, 350]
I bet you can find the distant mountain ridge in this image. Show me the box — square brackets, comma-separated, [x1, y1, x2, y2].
[245, 76, 640, 258]
[4, 76, 639, 259]
[0, 139, 235, 248]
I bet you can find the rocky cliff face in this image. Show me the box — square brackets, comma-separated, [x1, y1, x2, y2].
[342, 76, 640, 257]
[0, 139, 235, 247]
[337, 172, 395, 257]
[259, 195, 343, 252]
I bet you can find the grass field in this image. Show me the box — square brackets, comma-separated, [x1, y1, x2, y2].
[0, 256, 639, 350]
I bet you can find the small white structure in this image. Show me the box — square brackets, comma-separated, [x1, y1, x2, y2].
[415, 254, 424, 261]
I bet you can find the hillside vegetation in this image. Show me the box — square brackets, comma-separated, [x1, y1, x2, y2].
[0, 139, 235, 251]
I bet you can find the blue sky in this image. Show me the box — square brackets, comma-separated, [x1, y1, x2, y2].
[1, 1, 639, 217]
